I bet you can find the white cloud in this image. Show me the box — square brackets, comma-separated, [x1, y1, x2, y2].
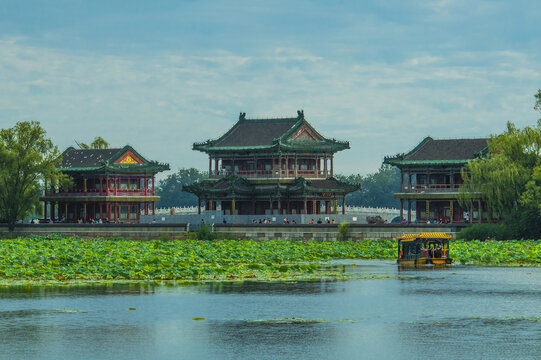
[0, 38, 540, 178]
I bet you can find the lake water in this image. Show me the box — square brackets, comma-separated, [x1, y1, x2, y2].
[0, 261, 540, 360]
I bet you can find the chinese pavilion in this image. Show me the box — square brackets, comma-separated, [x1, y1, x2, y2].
[184, 111, 358, 215]
[40, 145, 169, 223]
[384, 137, 489, 223]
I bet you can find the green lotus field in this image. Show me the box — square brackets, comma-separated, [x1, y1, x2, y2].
[0, 235, 539, 282]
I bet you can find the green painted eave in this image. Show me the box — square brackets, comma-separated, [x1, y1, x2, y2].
[393, 192, 481, 200]
[384, 159, 470, 167]
[59, 164, 169, 173]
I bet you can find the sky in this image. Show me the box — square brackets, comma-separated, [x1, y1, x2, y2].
[1, 0, 540, 178]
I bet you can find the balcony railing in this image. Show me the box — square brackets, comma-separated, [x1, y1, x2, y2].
[401, 184, 462, 193]
[209, 169, 328, 179]
[45, 189, 150, 197]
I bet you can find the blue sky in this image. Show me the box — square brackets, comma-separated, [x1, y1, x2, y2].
[1, 0, 540, 176]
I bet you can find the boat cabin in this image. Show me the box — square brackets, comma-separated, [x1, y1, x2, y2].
[397, 232, 452, 266]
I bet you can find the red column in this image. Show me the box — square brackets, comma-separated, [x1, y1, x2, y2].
[145, 202, 149, 215]
[324, 156, 327, 177]
[50, 202, 55, 221]
[152, 176, 155, 196]
[198, 197, 201, 214]
[330, 155, 334, 177]
[144, 177, 148, 196]
[342, 196, 346, 215]
[152, 202, 155, 215]
[209, 157, 212, 177]
[114, 176, 117, 196]
[215, 158, 219, 177]
[44, 201, 48, 220]
[99, 203, 103, 220]
[99, 177, 103, 196]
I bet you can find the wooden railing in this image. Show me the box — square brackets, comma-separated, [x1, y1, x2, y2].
[210, 169, 328, 179]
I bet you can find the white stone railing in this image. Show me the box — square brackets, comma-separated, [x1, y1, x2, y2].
[148, 205, 400, 217]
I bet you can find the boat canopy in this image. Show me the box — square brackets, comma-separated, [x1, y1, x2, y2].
[397, 232, 452, 241]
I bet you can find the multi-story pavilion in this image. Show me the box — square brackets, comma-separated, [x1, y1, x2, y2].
[184, 111, 358, 215]
[40, 146, 169, 223]
[384, 137, 488, 223]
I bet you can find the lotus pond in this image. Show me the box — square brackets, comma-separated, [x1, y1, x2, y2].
[0, 235, 540, 282]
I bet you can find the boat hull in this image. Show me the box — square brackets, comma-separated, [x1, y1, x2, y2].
[397, 258, 452, 266]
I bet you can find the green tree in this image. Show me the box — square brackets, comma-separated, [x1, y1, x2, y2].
[0, 121, 67, 230]
[76, 136, 109, 149]
[337, 165, 400, 208]
[156, 168, 208, 208]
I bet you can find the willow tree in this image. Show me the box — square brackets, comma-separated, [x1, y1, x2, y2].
[459, 119, 541, 219]
[76, 136, 109, 149]
[0, 121, 67, 230]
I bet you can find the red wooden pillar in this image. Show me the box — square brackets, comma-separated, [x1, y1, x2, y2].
[145, 202, 149, 215]
[50, 202, 55, 221]
[324, 156, 327, 177]
[215, 158, 219, 177]
[99, 203, 103, 220]
[269, 198, 273, 215]
[330, 155, 334, 177]
[198, 197, 201, 214]
[44, 201, 48, 220]
[209, 157, 212, 177]
[144, 177, 148, 196]
[99, 177, 103, 196]
[303, 198, 307, 214]
[114, 176, 117, 196]
[152, 202, 155, 215]
[342, 196, 346, 215]
[152, 176, 155, 196]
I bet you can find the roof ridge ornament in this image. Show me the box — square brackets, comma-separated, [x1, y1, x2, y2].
[239, 112, 246, 121]
[297, 110, 304, 119]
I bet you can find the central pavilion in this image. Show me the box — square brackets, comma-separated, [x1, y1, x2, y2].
[184, 111, 358, 215]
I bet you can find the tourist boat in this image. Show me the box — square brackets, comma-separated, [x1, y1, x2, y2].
[397, 232, 452, 266]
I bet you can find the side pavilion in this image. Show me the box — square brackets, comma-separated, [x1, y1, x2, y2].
[40, 145, 169, 223]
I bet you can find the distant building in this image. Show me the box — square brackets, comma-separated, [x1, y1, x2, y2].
[384, 137, 489, 223]
[184, 111, 358, 215]
[40, 146, 169, 223]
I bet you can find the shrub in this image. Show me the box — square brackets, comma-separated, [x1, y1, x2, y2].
[158, 234, 171, 241]
[456, 223, 513, 241]
[196, 224, 216, 241]
[337, 222, 350, 241]
[505, 207, 541, 239]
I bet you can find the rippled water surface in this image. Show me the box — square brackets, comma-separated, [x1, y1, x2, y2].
[1, 261, 540, 360]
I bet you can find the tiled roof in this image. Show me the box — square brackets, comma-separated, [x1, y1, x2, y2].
[61, 148, 122, 168]
[193, 111, 350, 153]
[213, 118, 299, 147]
[405, 138, 488, 161]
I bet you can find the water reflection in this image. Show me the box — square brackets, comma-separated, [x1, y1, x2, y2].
[0, 262, 539, 360]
